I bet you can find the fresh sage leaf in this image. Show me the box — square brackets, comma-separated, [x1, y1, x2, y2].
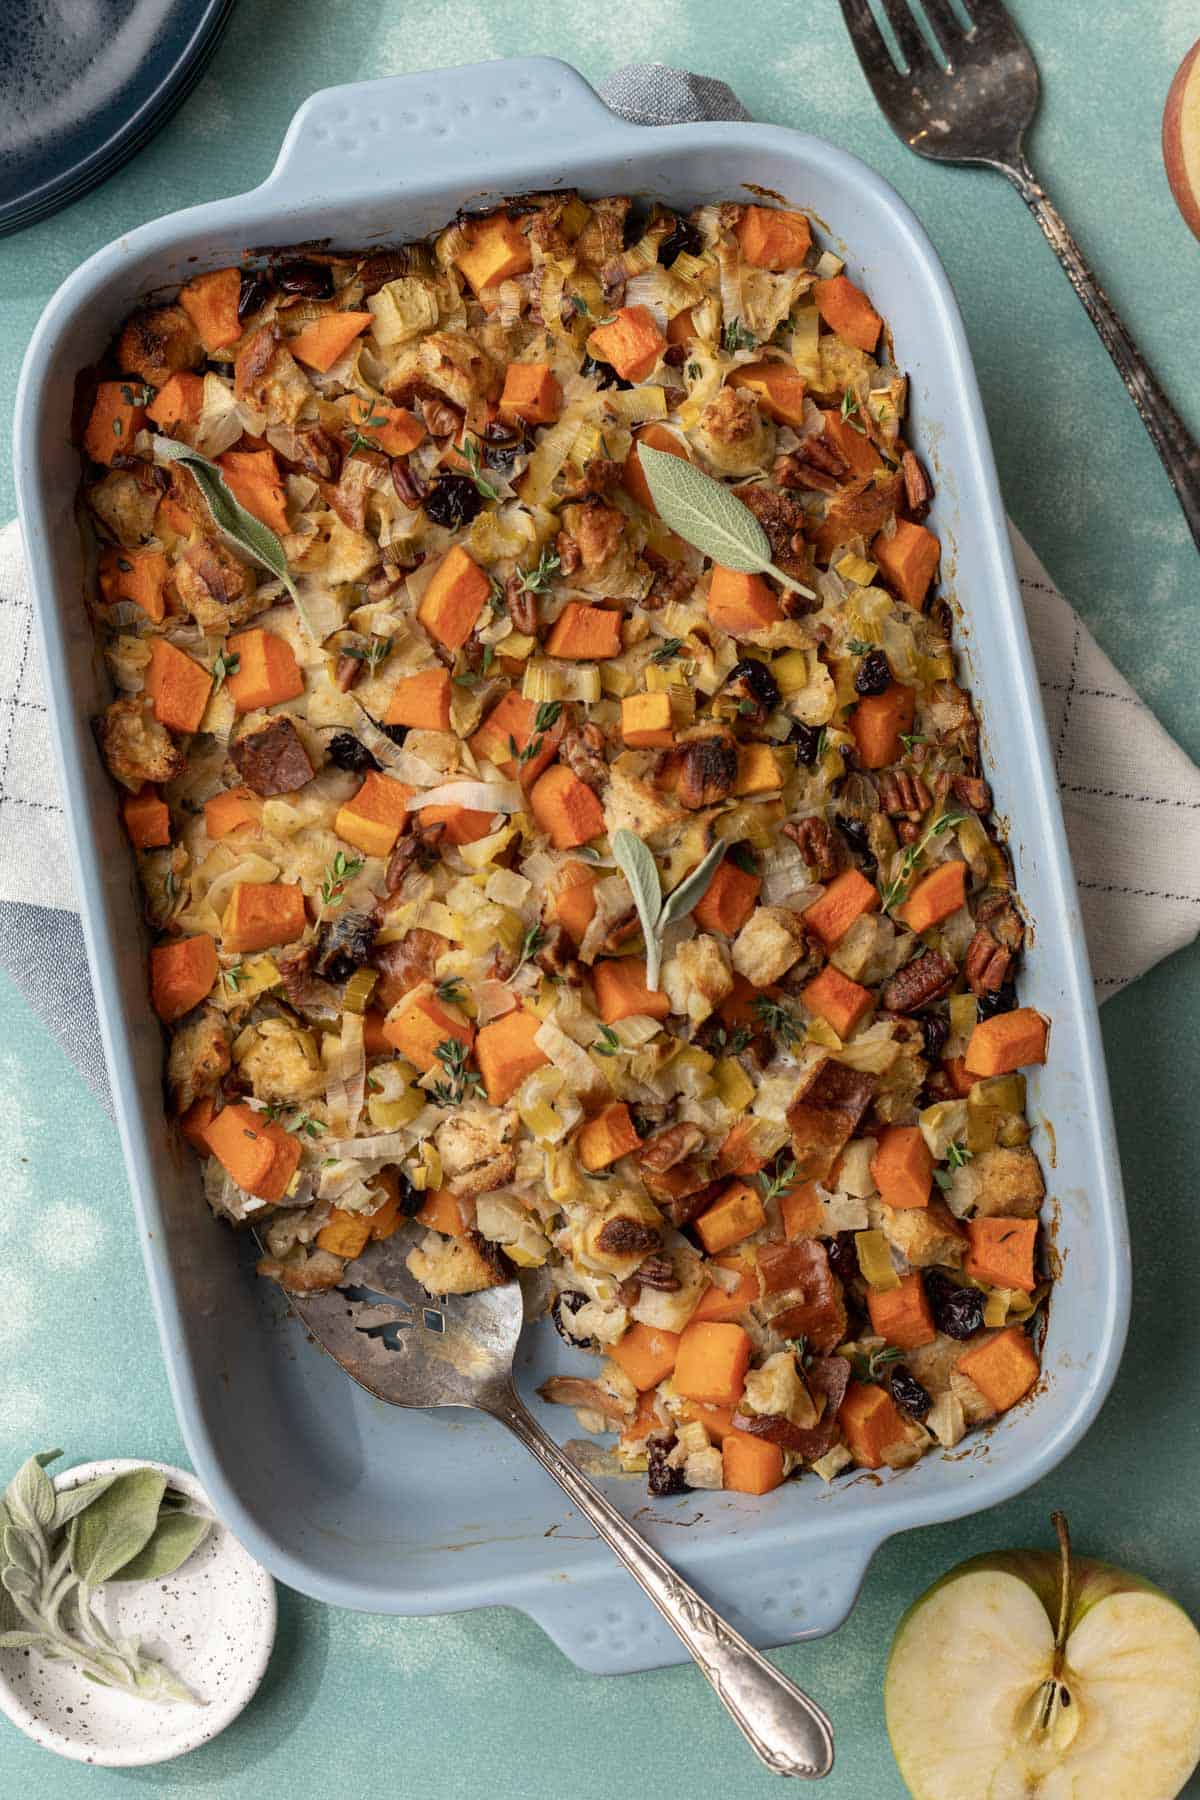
[658, 839, 729, 932]
[3, 1526, 38, 1575]
[69, 1468, 166, 1587]
[52, 1473, 120, 1531]
[0, 1581, 23, 1636]
[107, 1511, 211, 1583]
[610, 828, 664, 986]
[4, 1452, 59, 1534]
[153, 436, 319, 642]
[637, 446, 815, 598]
[0, 1630, 49, 1649]
[1, 1564, 36, 1599]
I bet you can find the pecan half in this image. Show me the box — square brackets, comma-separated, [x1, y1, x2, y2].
[964, 928, 1013, 996]
[901, 448, 933, 519]
[784, 816, 843, 882]
[595, 1217, 662, 1257]
[559, 722, 608, 789]
[775, 435, 848, 495]
[952, 774, 991, 814]
[504, 570, 539, 638]
[638, 1122, 706, 1174]
[881, 948, 957, 1014]
[391, 457, 427, 510]
[879, 769, 932, 819]
[641, 546, 695, 611]
[335, 653, 364, 692]
[554, 530, 582, 576]
[634, 1253, 681, 1292]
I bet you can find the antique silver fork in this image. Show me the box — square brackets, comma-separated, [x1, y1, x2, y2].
[277, 1234, 836, 1779]
[839, 0, 1200, 552]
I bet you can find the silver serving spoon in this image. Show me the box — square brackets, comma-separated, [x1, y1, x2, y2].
[274, 1233, 835, 1779]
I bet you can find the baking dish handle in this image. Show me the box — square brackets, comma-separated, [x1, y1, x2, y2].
[264, 58, 623, 198]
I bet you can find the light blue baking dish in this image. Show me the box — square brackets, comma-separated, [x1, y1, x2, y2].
[13, 56, 1130, 1673]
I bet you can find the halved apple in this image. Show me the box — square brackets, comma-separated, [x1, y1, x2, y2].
[885, 1515, 1200, 1799]
[1163, 39, 1200, 240]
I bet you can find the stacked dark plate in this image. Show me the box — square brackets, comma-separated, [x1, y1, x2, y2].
[0, 0, 236, 236]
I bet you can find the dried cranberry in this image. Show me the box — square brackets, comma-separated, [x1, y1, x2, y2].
[422, 473, 483, 530]
[647, 1436, 690, 1497]
[326, 732, 379, 773]
[789, 721, 823, 764]
[238, 270, 273, 320]
[977, 982, 1018, 1021]
[581, 352, 631, 391]
[658, 212, 703, 264]
[921, 1011, 950, 1061]
[315, 911, 377, 983]
[482, 417, 529, 476]
[276, 258, 334, 299]
[827, 1231, 861, 1286]
[396, 1172, 423, 1217]
[725, 657, 781, 712]
[854, 649, 893, 697]
[550, 1292, 596, 1349]
[379, 723, 408, 746]
[889, 1363, 932, 1420]
[925, 1271, 984, 1341]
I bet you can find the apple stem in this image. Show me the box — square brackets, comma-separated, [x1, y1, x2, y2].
[1036, 1511, 1074, 1736]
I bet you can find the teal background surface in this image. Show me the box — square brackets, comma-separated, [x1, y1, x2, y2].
[1, 1, 1198, 1793]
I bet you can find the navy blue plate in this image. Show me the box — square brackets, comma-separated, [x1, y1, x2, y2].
[0, 0, 236, 237]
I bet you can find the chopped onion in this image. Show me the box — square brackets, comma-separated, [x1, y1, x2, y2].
[406, 778, 522, 814]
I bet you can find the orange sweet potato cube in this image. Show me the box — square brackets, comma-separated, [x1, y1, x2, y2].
[692, 1255, 759, 1324]
[734, 743, 782, 796]
[722, 1430, 786, 1494]
[803, 964, 873, 1038]
[316, 1208, 374, 1261]
[417, 804, 498, 846]
[593, 958, 671, 1025]
[866, 1273, 937, 1350]
[216, 447, 290, 537]
[288, 311, 373, 373]
[334, 770, 415, 859]
[224, 628, 304, 715]
[202, 1101, 300, 1202]
[873, 518, 941, 610]
[499, 362, 562, 425]
[145, 637, 212, 734]
[707, 566, 782, 635]
[692, 860, 761, 936]
[383, 988, 474, 1074]
[221, 881, 307, 953]
[99, 547, 168, 622]
[965, 1218, 1038, 1294]
[577, 1102, 642, 1172]
[899, 861, 967, 933]
[544, 603, 623, 660]
[820, 408, 883, 477]
[839, 1380, 906, 1468]
[348, 399, 425, 458]
[622, 422, 690, 513]
[384, 667, 452, 731]
[205, 786, 259, 840]
[454, 213, 532, 295]
[417, 545, 491, 652]
[121, 787, 170, 849]
[803, 868, 880, 947]
[84, 381, 146, 465]
[415, 1186, 467, 1236]
[729, 360, 808, 426]
[555, 864, 598, 944]
[736, 206, 812, 270]
[621, 692, 675, 748]
[529, 764, 605, 849]
[695, 1181, 767, 1255]
[814, 275, 883, 352]
[469, 688, 563, 787]
[586, 305, 666, 383]
[957, 1327, 1040, 1413]
[178, 267, 242, 352]
[674, 1321, 753, 1407]
[851, 682, 916, 770]
[475, 1006, 549, 1104]
[150, 934, 218, 1022]
[780, 1180, 823, 1239]
[871, 1125, 933, 1210]
[146, 372, 205, 433]
[610, 1322, 680, 1392]
[965, 1009, 1049, 1077]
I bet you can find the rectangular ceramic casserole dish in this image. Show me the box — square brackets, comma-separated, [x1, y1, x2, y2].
[13, 56, 1130, 1674]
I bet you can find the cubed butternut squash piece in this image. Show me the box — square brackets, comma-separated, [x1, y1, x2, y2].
[544, 603, 623, 660]
[150, 934, 218, 1021]
[965, 1009, 1048, 1077]
[475, 1006, 549, 1104]
[898, 860, 967, 932]
[734, 743, 782, 795]
[145, 637, 212, 734]
[780, 1180, 823, 1239]
[469, 688, 563, 786]
[454, 213, 532, 295]
[851, 681, 916, 769]
[693, 1255, 759, 1323]
[873, 518, 940, 610]
[717, 1118, 768, 1176]
[692, 860, 761, 936]
[417, 545, 491, 652]
[695, 1180, 767, 1255]
[871, 1124, 933, 1210]
[180, 1094, 217, 1151]
[99, 547, 168, 622]
[957, 1326, 1040, 1413]
[347, 398, 425, 457]
[383, 988, 474, 1074]
[820, 408, 883, 478]
[385, 667, 452, 731]
[205, 786, 259, 840]
[224, 628, 304, 715]
[803, 964, 873, 1038]
[803, 868, 880, 947]
[707, 565, 782, 635]
[723, 1431, 786, 1494]
[621, 691, 675, 748]
[499, 361, 561, 425]
[178, 267, 242, 352]
[866, 1273, 937, 1350]
[622, 421, 690, 514]
[216, 447, 290, 537]
[586, 305, 666, 383]
[814, 275, 882, 352]
[146, 372, 205, 433]
[666, 307, 697, 345]
[729, 360, 808, 426]
[221, 881, 306, 953]
[202, 1101, 300, 1202]
[84, 381, 146, 465]
[417, 804, 498, 845]
[593, 958, 671, 1024]
[577, 1102, 642, 1171]
[316, 1207, 374, 1261]
[674, 1320, 753, 1406]
[965, 1217, 1038, 1294]
[839, 1380, 906, 1468]
[678, 1400, 739, 1442]
[530, 763, 605, 849]
[288, 311, 373, 373]
[610, 1322, 680, 1392]
[334, 770, 415, 859]
[736, 206, 812, 270]
[416, 1186, 467, 1236]
[121, 787, 170, 849]
[555, 863, 598, 944]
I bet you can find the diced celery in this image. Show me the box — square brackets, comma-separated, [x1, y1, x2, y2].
[790, 305, 821, 382]
[835, 552, 879, 587]
[968, 1073, 1027, 1114]
[342, 968, 378, 1014]
[772, 647, 811, 696]
[714, 1057, 755, 1113]
[814, 249, 845, 279]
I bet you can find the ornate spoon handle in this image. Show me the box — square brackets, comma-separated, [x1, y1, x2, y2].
[489, 1389, 835, 1780]
[1001, 151, 1200, 553]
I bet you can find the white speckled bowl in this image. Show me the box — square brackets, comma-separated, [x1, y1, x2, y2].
[0, 1460, 276, 1766]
